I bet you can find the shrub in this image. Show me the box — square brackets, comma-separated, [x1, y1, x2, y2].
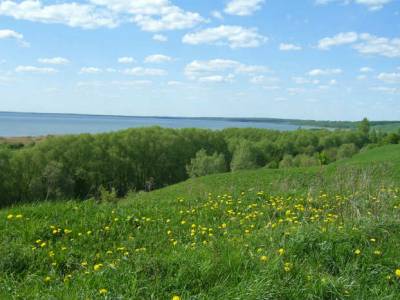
[186, 149, 227, 178]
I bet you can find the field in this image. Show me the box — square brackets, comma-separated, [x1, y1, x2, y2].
[1, 144, 400, 299]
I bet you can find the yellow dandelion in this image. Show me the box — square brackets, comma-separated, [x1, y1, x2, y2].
[260, 255, 268, 262]
[93, 263, 103, 271]
[172, 296, 181, 300]
[99, 288, 108, 295]
[7, 214, 14, 220]
[354, 249, 361, 255]
[373, 250, 382, 256]
[44, 276, 51, 283]
[278, 248, 285, 256]
[15, 214, 23, 219]
[395, 269, 400, 278]
[40, 242, 47, 248]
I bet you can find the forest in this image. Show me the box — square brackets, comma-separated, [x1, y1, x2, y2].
[1, 119, 399, 206]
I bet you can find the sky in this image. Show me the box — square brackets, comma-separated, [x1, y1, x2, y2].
[0, 0, 399, 121]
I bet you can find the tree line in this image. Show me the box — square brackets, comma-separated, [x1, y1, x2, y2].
[0, 119, 399, 206]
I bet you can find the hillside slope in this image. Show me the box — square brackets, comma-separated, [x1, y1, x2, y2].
[1, 144, 400, 299]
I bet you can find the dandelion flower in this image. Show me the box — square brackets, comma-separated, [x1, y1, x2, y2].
[260, 255, 268, 262]
[172, 296, 181, 300]
[373, 250, 382, 256]
[44, 276, 51, 283]
[15, 214, 23, 219]
[354, 249, 361, 255]
[6, 214, 14, 220]
[94, 263, 103, 271]
[278, 248, 285, 256]
[395, 269, 400, 278]
[99, 288, 108, 295]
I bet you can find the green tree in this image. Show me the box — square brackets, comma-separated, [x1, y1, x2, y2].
[358, 118, 370, 136]
[186, 149, 227, 178]
[230, 141, 258, 172]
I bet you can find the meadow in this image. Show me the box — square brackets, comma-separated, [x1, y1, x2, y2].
[1, 144, 400, 299]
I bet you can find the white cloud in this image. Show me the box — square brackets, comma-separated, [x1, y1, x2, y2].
[112, 80, 152, 87]
[318, 32, 400, 57]
[308, 68, 342, 76]
[355, 0, 392, 10]
[317, 32, 358, 50]
[38, 57, 69, 65]
[92, 0, 204, 32]
[118, 57, 135, 64]
[15, 65, 57, 74]
[377, 72, 400, 83]
[211, 11, 223, 20]
[123, 67, 167, 76]
[279, 43, 302, 51]
[250, 75, 279, 85]
[198, 75, 234, 83]
[0, 1, 118, 29]
[315, 0, 392, 11]
[360, 67, 373, 72]
[144, 54, 172, 64]
[0, 0, 204, 31]
[0, 29, 29, 47]
[292, 77, 320, 84]
[80, 67, 102, 74]
[370, 86, 399, 94]
[353, 33, 400, 58]
[167, 80, 183, 86]
[224, 0, 265, 16]
[153, 34, 168, 42]
[357, 75, 367, 80]
[184, 59, 268, 81]
[182, 25, 267, 48]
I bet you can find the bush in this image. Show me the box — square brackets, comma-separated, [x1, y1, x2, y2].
[337, 143, 358, 160]
[230, 141, 258, 172]
[186, 149, 227, 178]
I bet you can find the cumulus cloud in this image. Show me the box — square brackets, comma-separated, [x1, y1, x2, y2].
[118, 57, 135, 64]
[91, 0, 204, 32]
[0, 0, 204, 31]
[377, 72, 400, 84]
[198, 75, 234, 83]
[279, 43, 302, 51]
[317, 32, 358, 50]
[0, 29, 29, 47]
[80, 67, 102, 74]
[15, 65, 57, 74]
[144, 54, 172, 63]
[182, 25, 267, 49]
[317, 32, 400, 57]
[0, 1, 118, 29]
[185, 59, 268, 83]
[224, 0, 265, 16]
[315, 0, 392, 11]
[153, 34, 168, 42]
[308, 68, 342, 76]
[360, 67, 373, 72]
[123, 67, 167, 76]
[38, 57, 69, 65]
[353, 33, 400, 58]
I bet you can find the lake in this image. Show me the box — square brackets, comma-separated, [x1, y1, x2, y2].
[0, 112, 311, 137]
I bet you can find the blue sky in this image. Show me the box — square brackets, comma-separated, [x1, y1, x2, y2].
[0, 0, 399, 120]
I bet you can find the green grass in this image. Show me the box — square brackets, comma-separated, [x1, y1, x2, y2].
[1, 145, 400, 299]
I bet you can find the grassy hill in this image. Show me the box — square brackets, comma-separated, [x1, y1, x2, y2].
[1, 145, 400, 299]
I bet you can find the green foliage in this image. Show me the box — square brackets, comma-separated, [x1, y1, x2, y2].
[230, 141, 258, 171]
[1, 144, 400, 299]
[1, 124, 399, 207]
[337, 143, 358, 160]
[186, 149, 226, 178]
